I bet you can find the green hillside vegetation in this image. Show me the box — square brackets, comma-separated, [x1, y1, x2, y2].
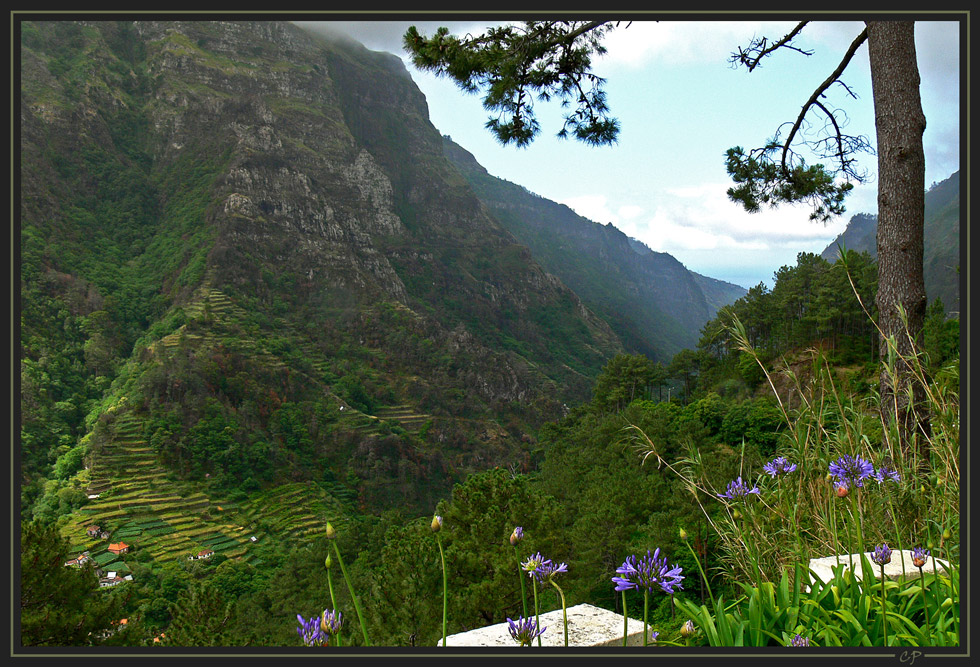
[22, 241, 959, 647]
[19, 20, 959, 650]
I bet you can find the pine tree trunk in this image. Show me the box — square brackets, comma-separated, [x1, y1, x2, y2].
[866, 21, 930, 465]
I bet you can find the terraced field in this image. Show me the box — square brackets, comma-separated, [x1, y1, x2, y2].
[61, 284, 413, 576]
[62, 411, 261, 567]
[64, 410, 353, 572]
[373, 404, 431, 434]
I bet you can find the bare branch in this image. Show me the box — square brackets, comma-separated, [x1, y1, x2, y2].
[779, 27, 870, 173]
[731, 21, 812, 71]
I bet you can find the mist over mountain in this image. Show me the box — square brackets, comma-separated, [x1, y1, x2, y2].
[442, 136, 746, 361]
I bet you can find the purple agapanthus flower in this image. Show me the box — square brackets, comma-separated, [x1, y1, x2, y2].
[510, 526, 524, 546]
[535, 559, 568, 583]
[612, 548, 685, 595]
[297, 613, 325, 646]
[319, 608, 343, 638]
[649, 630, 660, 643]
[791, 633, 811, 646]
[763, 457, 797, 477]
[871, 543, 893, 566]
[718, 476, 761, 500]
[911, 546, 930, 568]
[522, 552, 551, 580]
[829, 455, 875, 489]
[507, 616, 546, 646]
[874, 465, 901, 484]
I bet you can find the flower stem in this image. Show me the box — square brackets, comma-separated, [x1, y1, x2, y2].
[532, 578, 541, 647]
[643, 590, 649, 647]
[327, 569, 340, 646]
[332, 541, 369, 646]
[918, 566, 932, 640]
[437, 533, 447, 647]
[682, 536, 713, 603]
[551, 580, 568, 647]
[880, 564, 888, 646]
[621, 590, 628, 647]
[515, 546, 528, 619]
[327, 568, 337, 612]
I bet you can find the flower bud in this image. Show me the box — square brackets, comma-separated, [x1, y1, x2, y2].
[431, 515, 443, 533]
[942, 528, 951, 541]
[325, 522, 336, 540]
[324, 555, 332, 570]
[509, 526, 524, 546]
[732, 509, 741, 521]
[835, 484, 849, 498]
[679, 527, 688, 541]
[680, 619, 696, 637]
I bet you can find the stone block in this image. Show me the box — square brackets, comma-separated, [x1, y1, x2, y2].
[807, 549, 951, 589]
[441, 603, 648, 647]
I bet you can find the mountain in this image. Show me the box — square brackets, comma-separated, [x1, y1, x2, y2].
[20, 19, 630, 525]
[19, 19, 749, 560]
[820, 171, 960, 315]
[442, 137, 746, 361]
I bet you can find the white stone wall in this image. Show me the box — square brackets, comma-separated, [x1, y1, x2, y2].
[440, 603, 650, 647]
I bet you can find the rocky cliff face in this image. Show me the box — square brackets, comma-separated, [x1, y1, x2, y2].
[20, 19, 627, 507]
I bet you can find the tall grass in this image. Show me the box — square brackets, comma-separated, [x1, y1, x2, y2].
[629, 280, 960, 646]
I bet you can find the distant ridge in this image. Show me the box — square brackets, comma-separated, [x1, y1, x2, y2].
[820, 171, 960, 315]
[442, 136, 746, 361]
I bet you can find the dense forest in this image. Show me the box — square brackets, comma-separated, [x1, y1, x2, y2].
[21, 245, 960, 647]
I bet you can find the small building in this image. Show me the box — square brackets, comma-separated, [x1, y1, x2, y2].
[86, 525, 101, 537]
[99, 572, 125, 588]
[189, 548, 215, 561]
[107, 542, 130, 555]
[64, 551, 90, 568]
[249, 536, 257, 542]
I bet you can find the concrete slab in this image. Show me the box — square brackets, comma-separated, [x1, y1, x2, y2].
[808, 549, 951, 588]
[441, 603, 649, 647]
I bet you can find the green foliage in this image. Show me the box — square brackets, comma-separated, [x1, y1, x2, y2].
[591, 353, 665, 413]
[53, 444, 87, 480]
[438, 468, 567, 629]
[725, 145, 856, 223]
[404, 22, 620, 147]
[20, 521, 122, 645]
[676, 562, 959, 647]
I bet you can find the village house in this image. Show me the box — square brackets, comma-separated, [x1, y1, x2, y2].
[107, 542, 130, 555]
[64, 551, 90, 568]
[189, 548, 215, 561]
[86, 525, 101, 537]
[98, 572, 133, 588]
[99, 572, 124, 588]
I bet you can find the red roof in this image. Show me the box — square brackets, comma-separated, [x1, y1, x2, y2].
[108, 542, 129, 552]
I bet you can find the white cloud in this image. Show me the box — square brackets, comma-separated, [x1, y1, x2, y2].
[598, 20, 802, 70]
[560, 182, 850, 282]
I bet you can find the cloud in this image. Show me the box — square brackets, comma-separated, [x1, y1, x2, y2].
[296, 20, 506, 58]
[598, 20, 803, 70]
[560, 182, 849, 259]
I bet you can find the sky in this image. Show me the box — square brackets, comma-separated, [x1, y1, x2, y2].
[298, 16, 962, 290]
